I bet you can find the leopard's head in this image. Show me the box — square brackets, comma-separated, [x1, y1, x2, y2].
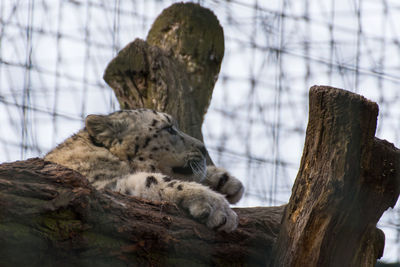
[85, 109, 207, 182]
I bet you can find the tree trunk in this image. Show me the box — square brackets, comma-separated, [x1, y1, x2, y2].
[270, 86, 400, 267]
[102, 3, 223, 164]
[103, 3, 224, 143]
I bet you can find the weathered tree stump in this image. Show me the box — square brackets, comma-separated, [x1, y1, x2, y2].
[103, 3, 223, 143]
[270, 86, 400, 267]
[103, 3, 223, 164]
[0, 2, 399, 267]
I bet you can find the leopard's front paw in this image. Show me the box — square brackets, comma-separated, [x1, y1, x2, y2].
[205, 166, 244, 204]
[181, 188, 238, 232]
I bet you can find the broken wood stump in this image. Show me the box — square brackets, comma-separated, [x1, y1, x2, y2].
[103, 3, 224, 165]
[103, 3, 223, 144]
[270, 86, 400, 267]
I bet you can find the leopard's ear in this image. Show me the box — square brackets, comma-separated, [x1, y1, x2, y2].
[85, 114, 127, 147]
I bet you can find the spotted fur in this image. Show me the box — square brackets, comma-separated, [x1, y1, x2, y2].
[45, 109, 244, 232]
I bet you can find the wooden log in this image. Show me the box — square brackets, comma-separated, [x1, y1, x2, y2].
[0, 158, 283, 266]
[270, 86, 400, 267]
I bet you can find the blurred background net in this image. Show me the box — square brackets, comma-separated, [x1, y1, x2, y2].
[0, 0, 399, 261]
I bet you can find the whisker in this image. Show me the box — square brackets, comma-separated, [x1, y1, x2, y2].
[189, 158, 206, 181]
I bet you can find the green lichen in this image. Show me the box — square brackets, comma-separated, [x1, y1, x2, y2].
[35, 208, 83, 241]
[0, 222, 49, 266]
[81, 232, 127, 252]
[0, 222, 41, 243]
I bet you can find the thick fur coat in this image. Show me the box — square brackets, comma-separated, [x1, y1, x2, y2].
[45, 109, 244, 232]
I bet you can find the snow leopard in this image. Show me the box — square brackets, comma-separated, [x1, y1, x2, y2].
[45, 109, 244, 232]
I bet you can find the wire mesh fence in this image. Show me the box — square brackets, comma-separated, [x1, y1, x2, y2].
[0, 0, 399, 261]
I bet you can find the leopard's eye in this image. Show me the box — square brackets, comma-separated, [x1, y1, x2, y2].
[163, 125, 177, 135]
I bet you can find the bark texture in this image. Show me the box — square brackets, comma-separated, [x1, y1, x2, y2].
[270, 86, 400, 267]
[0, 158, 282, 267]
[103, 3, 223, 142]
